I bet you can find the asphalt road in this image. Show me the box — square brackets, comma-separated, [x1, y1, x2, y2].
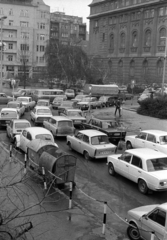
[1, 103, 167, 239]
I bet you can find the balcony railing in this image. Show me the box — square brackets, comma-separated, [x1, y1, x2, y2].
[143, 47, 151, 52]
[108, 48, 114, 53]
[119, 48, 125, 53]
[158, 46, 165, 52]
[131, 47, 137, 53]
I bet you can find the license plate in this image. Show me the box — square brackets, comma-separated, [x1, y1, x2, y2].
[114, 133, 121, 136]
[100, 151, 111, 155]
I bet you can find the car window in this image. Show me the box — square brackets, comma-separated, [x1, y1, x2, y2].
[159, 135, 167, 145]
[147, 134, 156, 143]
[136, 132, 147, 140]
[91, 135, 109, 145]
[146, 158, 167, 172]
[76, 132, 83, 140]
[148, 209, 166, 227]
[131, 155, 143, 169]
[22, 130, 27, 137]
[83, 135, 89, 144]
[27, 132, 32, 140]
[36, 134, 53, 141]
[120, 152, 132, 163]
[50, 119, 56, 124]
[58, 121, 72, 127]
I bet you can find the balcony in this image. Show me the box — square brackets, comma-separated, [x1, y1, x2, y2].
[131, 47, 137, 53]
[119, 48, 125, 53]
[158, 46, 165, 52]
[143, 47, 151, 52]
[108, 48, 114, 54]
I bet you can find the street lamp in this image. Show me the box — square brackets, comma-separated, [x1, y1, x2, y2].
[161, 36, 167, 95]
[0, 16, 7, 92]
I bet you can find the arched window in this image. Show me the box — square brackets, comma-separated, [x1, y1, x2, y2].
[157, 59, 163, 76]
[143, 60, 148, 75]
[118, 60, 124, 84]
[109, 34, 114, 49]
[145, 30, 151, 46]
[132, 31, 138, 47]
[120, 32, 125, 48]
[108, 59, 112, 74]
[130, 60, 135, 77]
[159, 28, 166, 45]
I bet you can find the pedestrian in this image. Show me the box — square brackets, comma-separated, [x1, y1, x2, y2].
[114, 98, 122, 117]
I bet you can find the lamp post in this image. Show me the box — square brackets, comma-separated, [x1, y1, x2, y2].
[0, 16, 7, 92]
[161, 37, 167, 95]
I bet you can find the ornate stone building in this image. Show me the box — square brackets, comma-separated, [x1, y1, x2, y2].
[88, 0, 167, 85]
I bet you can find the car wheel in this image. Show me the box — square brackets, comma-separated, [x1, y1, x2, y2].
[127, 224, 141, 240]
[84, 151, 91, 161]
[138, 179, 148, 194]
[126, 141, 132, 149]
[108, 163, 115, 176]
[68, 142, 73, 151]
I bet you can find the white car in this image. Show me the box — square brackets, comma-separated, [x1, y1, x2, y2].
[0, 108, 19, 127]
[65, 89, 75, 99]
[125, 130, 167, 155]
[67, 129, 116, 160]
[6, 119, 31, 142]
[126, 202, 167, 240]
[36, 99, 52, 109]
[16, 97, 36, 111]
[30, 106, 52, 125]
[7, 101, 25, 118]
[60, 108, 86, 127]
[107, 148, 167, 194]
[14, 127, 58, 153]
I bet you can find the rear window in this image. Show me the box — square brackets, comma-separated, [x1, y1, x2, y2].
[91, 135, 109, 145]
[17, 98, 28, 102]
[35, 134, 53, 141]
[37, 102, 49, 106]
[1, 111, 17, 118]
[37, 109, 51, 115]
[8, 103, 19, 108]
[58, 121, 72, 127]
[15, 122, 30, 129]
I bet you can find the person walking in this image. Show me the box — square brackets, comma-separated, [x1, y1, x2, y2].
[114, 98, 122, 117]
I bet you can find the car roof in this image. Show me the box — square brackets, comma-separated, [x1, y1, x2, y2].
[51, 116, 72, 121]
[66, 108, 81, 111]
[17, 96, 31, 99]
[34, 106, 50, 109]
[1, 108, 17, 111]
[8, 101, 20, 104]
[12, 119, 30, 123]
[79, 129, 107, 137]
[37, 99, 49, 102]
[126, 148, 167, 159]
[24, 127, 52, 135]
[142, 130, 167, 136]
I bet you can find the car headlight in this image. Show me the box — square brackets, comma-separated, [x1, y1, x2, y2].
[160, 181, 167, 186]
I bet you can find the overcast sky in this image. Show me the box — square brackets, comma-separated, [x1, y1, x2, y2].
[43, 0, 92, 30]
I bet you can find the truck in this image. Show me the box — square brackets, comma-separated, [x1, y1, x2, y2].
[83, 84, 119, 97]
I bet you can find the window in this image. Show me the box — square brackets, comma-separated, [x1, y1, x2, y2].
[157, 60, 163, 76]
[150, 9, 154, 17]
[83, 135, 89, 144]
[126, 0, 129, 6]
[102, 33, 105, 42]
[148, 209, 166, 227]
[94, 20, 98, 27]
[120, 152, 132, 163]
[132, 31, 138, 47]
[20, 21, 29, 27]
[120, 32, 125, 48]
[40, 34, 45, 40]
[76, 132, 83, 140]
[131, 156, 142, 168]
[41, 11, 46, 18]
[8, 43, 13, 50]
[109, 34, 114, 49]
[145, 30, 151, 46]
[40, 45, 45, 52]
[159, 28, 166, 45]
[9, 20, 13, 26]
[8, 31, 13, 38]
[20, 44, 29, 51]
[38, 23, 45, 29]
[159, 8, 164, 16]
[130, 60, 135, 77]
[144, 10, 149, 19]
[27, 132, 32, 141]
[0, 8, 3, 15]
[21, 32, 29, 39]
[137, 132, 147, 140]
[147, 134, 156, 143]
[8, 55, 13, 61]
[9, 9, 13, 16]
[143, 60, 148, 75]
[39, 57, 45, 63]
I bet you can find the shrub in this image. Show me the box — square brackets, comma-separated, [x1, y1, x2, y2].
[137, 95, 167, 119]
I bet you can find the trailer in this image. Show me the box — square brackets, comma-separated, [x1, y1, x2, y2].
[83, 84, 119, 97]
[27, 139, 77, 187]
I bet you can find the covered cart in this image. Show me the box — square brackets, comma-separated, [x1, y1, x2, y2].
[27, 139, 77, 187]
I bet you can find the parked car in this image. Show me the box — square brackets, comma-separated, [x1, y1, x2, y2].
[36, 99, 52, 109]
[14, 127, 58, 153]
[33, 89, 64, 102]
[13, 89, 32, 98]
[125, 130, 167, 155]
[16, 97, 36, 111]
[98, 96, 111, 108]
[7, 101, 25, 117]
[52, 95, 67, 110]
[0, 93, 13, 104]
[67, 129, 116, 160]
[71, 94, 89, 104]
[107, 148, 167, 194]
[6, 119, 31, 142]
[43, 116, 74, 137]
[30, 106, 52, 125]
[126, 202, 167, 240]
[60, 108, 86, 127]
[0, 108, 19, 127]
[105, 96, 116, 107]
[77, 97, 98, 110]
[65, 89, 75, 99]
[58, 101, 76, 115]
[80, 117, 126, 145]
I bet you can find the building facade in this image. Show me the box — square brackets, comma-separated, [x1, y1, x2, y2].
[88, 0, 167, 86]
[50, 12, 88, 52]
[0, 0, 50, 80]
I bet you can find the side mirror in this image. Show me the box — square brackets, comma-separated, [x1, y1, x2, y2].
[142, 214, 148, 220]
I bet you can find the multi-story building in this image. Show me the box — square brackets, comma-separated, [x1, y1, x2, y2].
[88, 0, 167, 86]
[0, 0, 50, 80]
[50, 12, 87, 50]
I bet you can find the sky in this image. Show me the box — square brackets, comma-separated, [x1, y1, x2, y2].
[43, 0, 92, 30]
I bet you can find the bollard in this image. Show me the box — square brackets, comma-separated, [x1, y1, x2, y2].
[9, 145, 12, 162]
[24, 154, 27, 174]
[69, 182, 73, 209]
[42, 167, 47, 190]
[151, 232, 155, 240]
[102, 202, 107, 234]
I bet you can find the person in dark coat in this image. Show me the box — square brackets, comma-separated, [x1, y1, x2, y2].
[114, 98, 122, 117]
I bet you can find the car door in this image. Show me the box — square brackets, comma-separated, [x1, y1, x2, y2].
[49, 118, 57, 135]
[115, 152, 132, 178]
[43, 117, 52, 130]
[73, 132, 84, 152]
[22, 131, 32, 152]
[82, 134, 94, 156]
[141, 208, 166, 240]
[145, 134, 157, 151]
[0, 93, 6, 104]
[128, 155, 143, 183]
[134, 132, 147, 148]
[20, 130, 28, 151]
[31, 108, 36, 120]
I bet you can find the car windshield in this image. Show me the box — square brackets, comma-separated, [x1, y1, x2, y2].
[91, 135, 109, 145]
[66, 89, 74, 93]
[37, 109, 51, 115]
[159, 136, 167, 145]
[58, 121, 72, 127]
[35, 134, 53, 141]
[15, 122, 30, 129]
[37, 102, 49, 106]
[1, 111, 17, 118]
[68, 111, 82, 116]
[82, 98, 91, 102]
[17, 98, 28, 102]
[147, 158, 167, 172]
[8, 103, 19, 108]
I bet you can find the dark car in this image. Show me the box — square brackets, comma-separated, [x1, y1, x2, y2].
[80, 117, 126, 145]
[0, 93, 13, 104]
[105, 96, 115, 107]
[57, 101, 76, 115]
